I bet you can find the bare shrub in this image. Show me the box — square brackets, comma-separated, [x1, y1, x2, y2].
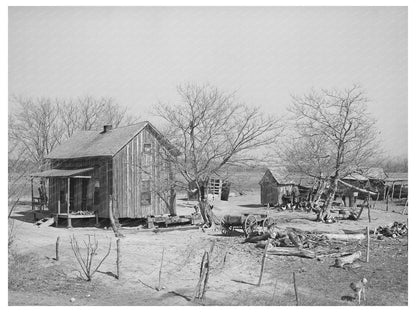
[70, 234, 112, 281]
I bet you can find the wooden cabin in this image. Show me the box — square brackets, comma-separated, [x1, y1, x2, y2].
[31, 122, 179, 221]
[259, 168, 314, 206]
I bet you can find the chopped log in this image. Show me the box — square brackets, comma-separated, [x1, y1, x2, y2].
[152, 225, 199, 233]
[288, 232, 302, 247]
[267, 247, 316, 259]
[334, 251, 362, 268]
[245, 232, 271, 243]
[323, 233, 365, 241]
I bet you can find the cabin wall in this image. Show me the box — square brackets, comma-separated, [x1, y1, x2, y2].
[48, 157, 112, 217]
[112, 127, 171, 218]
[260, 182, 298, 206]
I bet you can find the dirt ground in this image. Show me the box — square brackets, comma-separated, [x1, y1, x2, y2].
[8, 191, 408, 306]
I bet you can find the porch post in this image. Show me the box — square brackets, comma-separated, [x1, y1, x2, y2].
[31, 178, 34, 211]
[67, 177, 72, 228]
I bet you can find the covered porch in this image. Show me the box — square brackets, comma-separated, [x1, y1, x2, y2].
[30, 167, 99, 227]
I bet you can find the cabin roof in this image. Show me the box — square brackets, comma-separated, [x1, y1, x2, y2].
[46, 121, 179, 159]
[260, 167, 315, 188]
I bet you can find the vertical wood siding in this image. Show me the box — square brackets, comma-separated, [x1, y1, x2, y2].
[112, 127, 171, 218]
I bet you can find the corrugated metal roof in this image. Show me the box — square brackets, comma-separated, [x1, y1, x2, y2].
[386, 172, 408, 181]
[30, 167, 94, 178]
[46, 121, 178, 159]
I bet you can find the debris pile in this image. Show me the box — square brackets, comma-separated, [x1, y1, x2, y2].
[375, 222, 408, 239]
[245, 226, 362, 259]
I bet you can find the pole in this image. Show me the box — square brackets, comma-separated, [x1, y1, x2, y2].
[31, 178, 34, 211]
[67, 178, 72, 228]
[157, 248, 165, 290]
[367, 193, 371, 223]
[293, 272, 300, 306]
[55, 236, 60, 261]
[366, 226, 370, 263]
[116, 238, 121, 279]
[258, 239, 270, 286]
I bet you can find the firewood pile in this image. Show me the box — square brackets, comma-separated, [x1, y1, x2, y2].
[245, 226, 362, 259]
[375, 222, 408, 239]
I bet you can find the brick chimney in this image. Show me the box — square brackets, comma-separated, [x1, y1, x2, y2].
[102, 125, 113, 133]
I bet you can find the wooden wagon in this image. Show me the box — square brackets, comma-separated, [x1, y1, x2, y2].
[220, 213, 277, 237]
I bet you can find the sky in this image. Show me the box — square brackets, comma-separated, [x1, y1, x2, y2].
[8, 6, 408, 157]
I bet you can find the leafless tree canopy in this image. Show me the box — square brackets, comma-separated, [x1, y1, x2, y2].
[283, 86, 379, 221]
[9, 95, 138, 167]
[285, 85, 378, 180]
[155, 84, 283, 188]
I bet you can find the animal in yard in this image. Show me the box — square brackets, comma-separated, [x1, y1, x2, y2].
[350, 277, 367, 304]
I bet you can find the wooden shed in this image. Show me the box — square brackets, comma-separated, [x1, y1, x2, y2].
[259, 168, 313, 206]
[30, 122, 179, 221]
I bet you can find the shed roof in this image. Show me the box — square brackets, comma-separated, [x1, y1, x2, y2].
[30, 167, 94, 178]
[363, 167, 388, 180]
[260, 167, 315, 188]
[46, 122, 178, 159]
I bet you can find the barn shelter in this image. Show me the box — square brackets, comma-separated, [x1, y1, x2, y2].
[259, 168, 315, 206]
[30, 122, 179, 226]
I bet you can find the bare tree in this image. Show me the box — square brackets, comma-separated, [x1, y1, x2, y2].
[154, 83, 283, 226]
[9, 95, 138, 168]
[283, 85, 378, 221]
[9, 96, 62, 168]
[59, 96, 138, 140]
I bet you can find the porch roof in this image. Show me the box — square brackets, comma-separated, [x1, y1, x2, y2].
[30, 167, 94, 178]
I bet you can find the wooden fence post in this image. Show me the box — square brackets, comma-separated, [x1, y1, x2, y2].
[258, 239, 270, 286]
[55, 236, 60, 261]
[366, 226, 370, 263]
[116, 238, 121, 279]
[293, 272, 300, 306]
[367, 194, 371, 223]
[157, 248, 165, 290]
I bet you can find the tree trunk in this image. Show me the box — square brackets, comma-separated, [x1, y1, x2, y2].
[109, 195, 122, 237]
[316, 178, 337, 222]
[199, 200, 212, 227]
[168, 187, 177, 216]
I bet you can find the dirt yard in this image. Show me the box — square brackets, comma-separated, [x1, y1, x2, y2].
[8, 191, 408, 306]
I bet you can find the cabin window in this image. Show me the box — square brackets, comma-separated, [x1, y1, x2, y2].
[141, 180, 151, 205]
[144, 143, 152, 154]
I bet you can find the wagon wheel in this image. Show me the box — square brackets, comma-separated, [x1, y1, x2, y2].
[243, 215, 258, 237]
[262, 216, 276, 232]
